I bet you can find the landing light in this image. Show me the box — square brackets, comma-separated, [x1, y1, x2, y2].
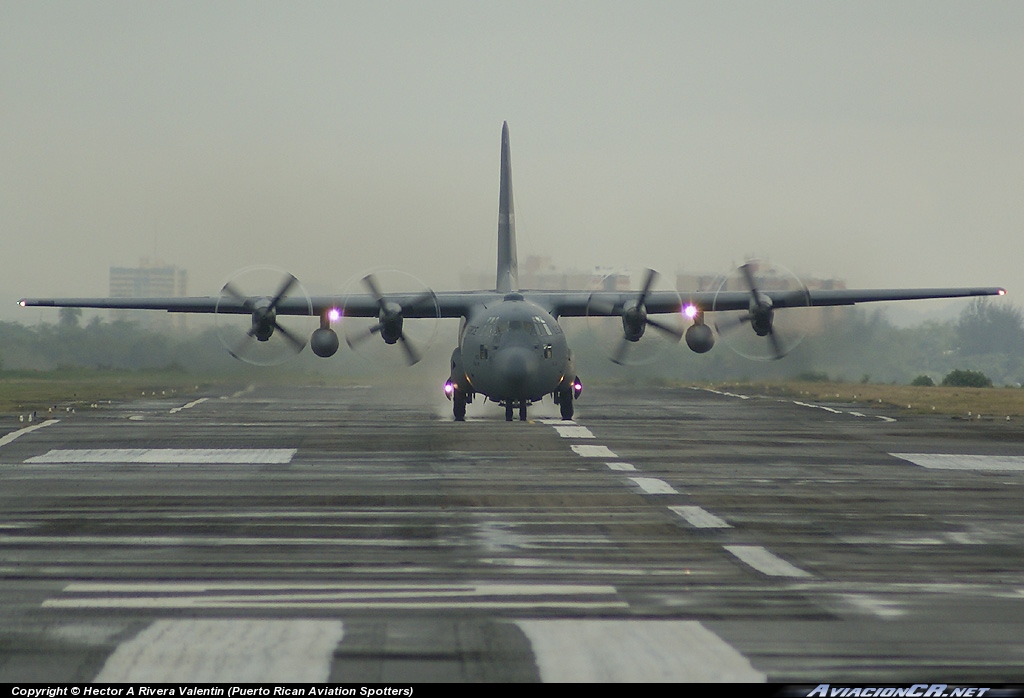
[444, 380, 455, 399]
[573, 380, 583, 398]
[998, 289, 1007, 296]
[683, 304, 699, 320]
[328, 307, 342, 323]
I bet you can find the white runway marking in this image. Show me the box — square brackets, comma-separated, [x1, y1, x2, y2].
[169, 397, 208, 413]
[629, 477, 679, 495]
[538, 418, 575, 425]
[516, 620, 765, 682]
[571, 445, 618, 458]
[553, 425, 594, 439]
[93, 619, 343, 683]
[669, 505, 731, 528]
[24, 448, 296, 464]
[0, 419, 59, 448]
[725, 545, 812, 578]
[606, 462, 637, 471]
[892, 453, 1024, 471]
[46, 582, 627, 611]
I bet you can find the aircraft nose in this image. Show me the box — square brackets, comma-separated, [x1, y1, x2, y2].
[496, 347, 539, 395]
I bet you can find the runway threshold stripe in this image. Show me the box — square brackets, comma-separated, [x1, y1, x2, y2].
[24, 448, 296, 464]
[0, 420, 59, 448]
[725, 545, 812, 578]
[892, 453, 1024, 471]
[515, 620, 765, 682]
[93, 619, 343, 683]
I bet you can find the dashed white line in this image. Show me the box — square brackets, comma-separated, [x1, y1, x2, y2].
[669, 505, 731, 529]
[553, 425, 595, 439]
[571, 444, 618, 459]
[606, 462, 637, 472]
[629, 477, 679, 495]
[0, 420, 59, 448]
[724, 545, 812, 578]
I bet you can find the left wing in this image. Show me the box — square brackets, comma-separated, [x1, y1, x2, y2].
[531, 285, 1006, 317]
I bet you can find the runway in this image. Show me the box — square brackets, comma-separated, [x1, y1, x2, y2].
[2, 381, 1024, 682]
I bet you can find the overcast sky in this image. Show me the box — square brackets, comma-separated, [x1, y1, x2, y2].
[2, 1, 1021, 323]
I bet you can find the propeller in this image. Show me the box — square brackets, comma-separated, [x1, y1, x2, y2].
[214, 266, 314, 366]
[586, 268, 684, 365]
[342, 270, 439, 366]
[711, 260, 811, 361]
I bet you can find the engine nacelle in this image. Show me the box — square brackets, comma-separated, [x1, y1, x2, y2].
[685, 323, 715, 354]
[310, 328, 339, 357]
[621, 300, 647, 342]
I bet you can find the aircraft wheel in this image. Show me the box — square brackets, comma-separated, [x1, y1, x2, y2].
[559, 391, 574, 420]
[453, 391, 467, 421]
[519, 401, 528, 422]
[505, 403, 514, 422]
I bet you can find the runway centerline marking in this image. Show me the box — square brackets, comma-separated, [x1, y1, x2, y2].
[0, 420, 59, 448]
[94, 619, 343, 683]
[669, 505, 731, 528]
[24, 448, 296, 464]
[629, 477, 679, 495]
[606, 462, 637, 471]
[725, 545, 812, 578]
[571, 444, 618, 458]
[892, 453, 1024, 471]
[516, 620, 765, 682]
[553, 425, 594, 439]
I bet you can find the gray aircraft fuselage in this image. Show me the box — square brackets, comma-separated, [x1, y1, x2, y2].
[456, 293, 572, 403]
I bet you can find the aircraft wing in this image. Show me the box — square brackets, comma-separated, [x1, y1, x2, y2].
[529, 286, 1006, 317]
[17, 292, 491, 319]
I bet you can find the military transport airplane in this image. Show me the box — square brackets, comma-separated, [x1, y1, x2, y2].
[19, 123, 1005, 422]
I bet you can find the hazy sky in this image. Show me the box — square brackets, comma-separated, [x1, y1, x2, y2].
[3, 1, 1021, 322]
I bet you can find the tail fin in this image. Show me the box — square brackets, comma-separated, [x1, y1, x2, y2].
[496, 121, 519, 293]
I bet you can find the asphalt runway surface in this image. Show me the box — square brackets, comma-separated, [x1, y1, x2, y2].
[2, 380, 1024, 683]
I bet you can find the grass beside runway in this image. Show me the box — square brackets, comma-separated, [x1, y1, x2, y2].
[703, 380, 1024, 419]
[0, 369, 236, 416]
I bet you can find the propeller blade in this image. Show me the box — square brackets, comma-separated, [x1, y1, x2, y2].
[766, 328, 785, 361]
[221, 282, 254, 311]
[268, 274, 299, 313]
[362, 274, 385, 307]
[645, 316, 683, 340]
[345, 323, 383, 349]
[611, 337, 632, 365]
[398, 335, 422, 365]
[740, 262, 760, 295]
[272, 320, 307, 352]
[636, 268, 658, 307]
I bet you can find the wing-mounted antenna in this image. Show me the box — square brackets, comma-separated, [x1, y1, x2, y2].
[496, 121, 519, 293]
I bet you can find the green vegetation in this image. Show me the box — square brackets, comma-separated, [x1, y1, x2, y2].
[710, 380, 1024, 417]
[910, 374, 935, 387]
[942, 368, 993, 388]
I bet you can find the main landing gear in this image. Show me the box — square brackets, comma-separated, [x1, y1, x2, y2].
[504, 400, 528, 422]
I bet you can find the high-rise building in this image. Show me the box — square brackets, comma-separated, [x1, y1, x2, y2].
[109, 260, 188, 329]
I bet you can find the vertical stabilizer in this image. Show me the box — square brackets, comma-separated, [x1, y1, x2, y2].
[496, 122, 519, 293]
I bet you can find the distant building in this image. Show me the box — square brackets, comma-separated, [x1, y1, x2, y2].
[109, 259, 188, 329]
